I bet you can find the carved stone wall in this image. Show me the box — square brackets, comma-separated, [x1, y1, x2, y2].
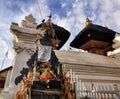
[55, 50, 120, 82]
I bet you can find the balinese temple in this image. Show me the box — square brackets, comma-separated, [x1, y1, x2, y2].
[1, 15, 120, 99]
[70, 18, 116, 55]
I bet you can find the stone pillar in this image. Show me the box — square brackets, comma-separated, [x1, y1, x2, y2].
[2, 69, 12, 99]
[2, 14, 42, 99]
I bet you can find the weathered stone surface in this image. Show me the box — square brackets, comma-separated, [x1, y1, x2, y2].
[55, 50, 120, 82]
[21, 14, 37, 28]
[10, 22, 42, 35]
[14, 42, 35, 54]
[55, 50, 120, 68]
[2, 14, 40, 99]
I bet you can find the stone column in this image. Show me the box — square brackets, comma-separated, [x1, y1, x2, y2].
[1, 69, 12, 99]
[2, 14, 42, 99]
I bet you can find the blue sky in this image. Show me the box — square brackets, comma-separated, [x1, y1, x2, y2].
[1, 0, 120, 69]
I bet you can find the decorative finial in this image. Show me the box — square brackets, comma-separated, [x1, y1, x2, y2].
[85, 17, 92, 26]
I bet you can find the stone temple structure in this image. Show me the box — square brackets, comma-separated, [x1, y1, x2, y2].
[2, 14, 38, 99]
[2, 14, 120, 99]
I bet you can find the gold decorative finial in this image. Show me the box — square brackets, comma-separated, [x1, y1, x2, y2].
[85, 17, 92, 26]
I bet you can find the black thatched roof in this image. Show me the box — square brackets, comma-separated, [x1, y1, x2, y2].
[37, 23, 70, 49]
[70, 24, 116, 48]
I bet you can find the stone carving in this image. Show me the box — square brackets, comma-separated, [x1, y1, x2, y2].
[107, 33, 120, 60]
[15, 15, 63, 99]
[14, 42, 35, 55]
[2, 14, 40, 99]
[21, 14, 37, 28]
[10, 14, 42, 56]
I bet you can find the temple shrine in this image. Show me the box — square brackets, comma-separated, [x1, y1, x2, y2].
[70, 18, 116, 55]
[1, 15, 120, 99]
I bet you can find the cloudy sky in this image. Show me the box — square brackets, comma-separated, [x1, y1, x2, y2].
[0, 0, 120, 69]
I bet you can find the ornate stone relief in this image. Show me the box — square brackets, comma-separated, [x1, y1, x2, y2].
[14, 42, 35, 55]
[10, 14, 41, 55]
[21, 14, 37, 29]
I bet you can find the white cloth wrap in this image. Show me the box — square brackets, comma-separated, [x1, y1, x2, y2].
[38, 45, 52, 62]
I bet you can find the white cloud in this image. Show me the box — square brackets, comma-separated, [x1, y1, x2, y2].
[61, 3, 67, 8]
[1, 0, 120, 68]
[0, 37, 7, 58]
[87, 0, 120, 32]
[54, 1, 86, 32]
